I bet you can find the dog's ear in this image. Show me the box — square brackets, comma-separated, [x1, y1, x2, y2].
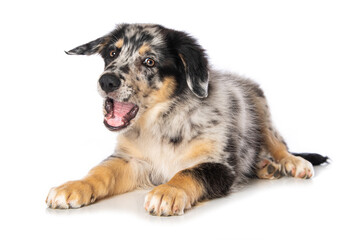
[168, 30, 209, 98]
[65, 36, 108, 56]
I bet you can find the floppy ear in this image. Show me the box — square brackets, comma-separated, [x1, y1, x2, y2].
[65, 36, 108, 56]
[170, 30, 209, 98]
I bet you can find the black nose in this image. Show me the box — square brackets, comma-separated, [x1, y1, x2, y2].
[99, 74, 121, 93]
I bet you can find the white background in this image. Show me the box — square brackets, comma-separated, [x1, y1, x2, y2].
[0, 0, 359, 239]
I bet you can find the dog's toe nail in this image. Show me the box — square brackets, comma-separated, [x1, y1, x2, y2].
[149, 209, 155, 215]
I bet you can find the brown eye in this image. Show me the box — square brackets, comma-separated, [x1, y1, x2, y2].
[109, 50, 117, 58]
[144, 57, 155, 67]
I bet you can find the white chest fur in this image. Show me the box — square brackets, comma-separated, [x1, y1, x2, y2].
[115, 129, 198, 186]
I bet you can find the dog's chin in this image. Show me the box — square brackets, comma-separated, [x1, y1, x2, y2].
[103, 97, 139, 132]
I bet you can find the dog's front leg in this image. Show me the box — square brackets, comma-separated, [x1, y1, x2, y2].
[46, 156, 138, 209]
[144, 162, 235, 216]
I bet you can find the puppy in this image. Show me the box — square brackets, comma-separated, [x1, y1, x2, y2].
[46, 24, 327, 216]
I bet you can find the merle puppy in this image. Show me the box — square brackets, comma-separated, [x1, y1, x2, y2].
[46, 24, 327, 216]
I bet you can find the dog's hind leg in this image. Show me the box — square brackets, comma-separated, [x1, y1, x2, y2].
[253, 93, 314, 179]
[263, 134, 314, 179]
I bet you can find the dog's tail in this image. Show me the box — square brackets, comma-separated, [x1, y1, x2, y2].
[291, 152, 329, 166]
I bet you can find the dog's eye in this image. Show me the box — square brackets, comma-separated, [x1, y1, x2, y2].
[144, 57, 155, 67]
[109, 50, 118, 58]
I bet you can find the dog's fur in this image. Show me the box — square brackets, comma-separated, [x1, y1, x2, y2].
[46, 24, 327, 216]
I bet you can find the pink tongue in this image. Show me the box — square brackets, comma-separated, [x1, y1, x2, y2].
[105, 101, 135, 127]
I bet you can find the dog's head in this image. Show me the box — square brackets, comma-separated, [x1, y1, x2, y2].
[66, 24, 209, 132]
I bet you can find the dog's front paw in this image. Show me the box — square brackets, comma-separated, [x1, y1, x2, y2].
[280, 156, 314, 179]
[46, 180, 95, 209]
[144, 184, 191, 216]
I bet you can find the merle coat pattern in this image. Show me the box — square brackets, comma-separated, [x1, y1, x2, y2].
[46, 24, 327, 216]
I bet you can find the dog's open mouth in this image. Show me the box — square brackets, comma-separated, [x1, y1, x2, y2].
[103, 98, 139, 131]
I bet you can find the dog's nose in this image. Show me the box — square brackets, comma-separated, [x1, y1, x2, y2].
[99, 74, 121, 93]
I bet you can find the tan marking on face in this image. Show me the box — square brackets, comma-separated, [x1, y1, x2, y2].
[115, 38, 124, 49]
[152, 77, 177, 103]
[139, 43, 151, 55]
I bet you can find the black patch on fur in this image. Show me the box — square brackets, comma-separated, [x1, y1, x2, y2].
[226, 132, 240, 150]
[147, 73, 156, 83]
[213, 108, 222, 116]
[291, 152, 329, 166]
[118, 74, 125, 81]
[169, 135, 183, 145]
[161, 101, 178, 119]
[182, 163, 235, 200]
[106, 64, 117, 71]
[158, 64, 187, 98]
[226, 154, 238, 169]
[160, 27, 209, 98]
[103, 45, 122, 67]
[236, 95, 264, 179]
[224, 133, 239, 168]
[137, 33, 154, 46]
[127, 32, 155, 54]
[209, 119, 219, 126]
[189, 121, 204, 140]
[109, 25, 129, 43]
[122, 96, 130, 102]
[229, 93, 240, 114]
[120, 65, 130, 74]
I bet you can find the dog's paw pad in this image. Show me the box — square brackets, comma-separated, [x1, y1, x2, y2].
[256, 159, 283, 179]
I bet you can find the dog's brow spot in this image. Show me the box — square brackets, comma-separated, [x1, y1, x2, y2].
[139, 44, 150, 56]
[115, 39, 124, 49]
